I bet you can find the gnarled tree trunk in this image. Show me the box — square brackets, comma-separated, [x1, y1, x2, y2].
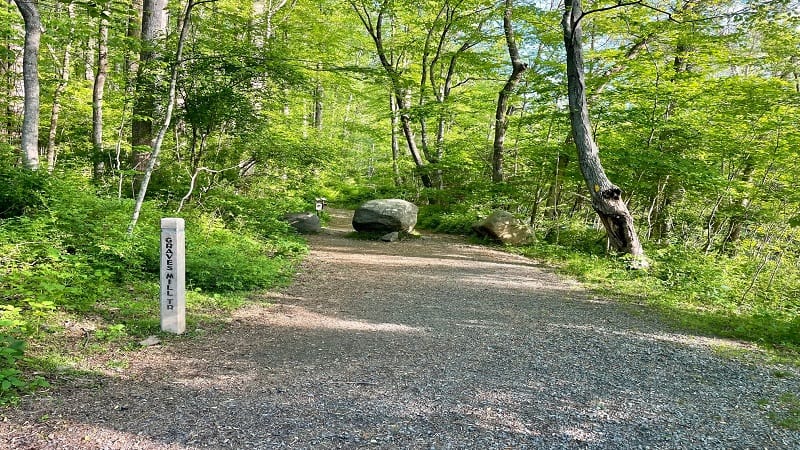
[562, 0, 647, 267]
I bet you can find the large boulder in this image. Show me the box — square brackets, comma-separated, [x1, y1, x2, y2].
[282, 212, 322, 234]
[352, 199, 418, 233]
[472, 210, 532, 245]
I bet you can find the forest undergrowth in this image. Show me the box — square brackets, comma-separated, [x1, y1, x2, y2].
[0, 166, 308, 404]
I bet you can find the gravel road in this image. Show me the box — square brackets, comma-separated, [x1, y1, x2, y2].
[1, 209, 798, 449]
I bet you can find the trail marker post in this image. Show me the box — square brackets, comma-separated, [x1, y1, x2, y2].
[160, 218, 186, 334]
[315, 197, 327, 216]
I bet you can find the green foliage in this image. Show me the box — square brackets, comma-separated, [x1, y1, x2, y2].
[0, 334, 49, 405]
[3, 0, 799, 408]
[0, 166, 51, 219]
[185, 218, 298, 292]
[1, 165, 308, 393]
[417, 204, 482, 235]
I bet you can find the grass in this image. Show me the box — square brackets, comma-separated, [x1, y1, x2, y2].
[760, 393, 800, 430]
[510, 240, 800, 365]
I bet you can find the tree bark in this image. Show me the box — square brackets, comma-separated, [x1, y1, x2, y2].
[13, 0, 41, 170]
[492, 0, 527, 183]
[313, 66, 323, 130]
[125, 0, 142, 79]
[92, 3, 110, 179]
[131, 0, 167, 169]
[562, 0, 647, 267]
[390, 91, 401, 187]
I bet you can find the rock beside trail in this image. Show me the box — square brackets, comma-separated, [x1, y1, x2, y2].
[380, 231, 400, 242]
[282, 212, 322, 234]
[472, 210, 532, 245]
[352, 199, 418, 233]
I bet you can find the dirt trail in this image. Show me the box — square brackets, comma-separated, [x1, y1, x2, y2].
[1, 209, 798, 449]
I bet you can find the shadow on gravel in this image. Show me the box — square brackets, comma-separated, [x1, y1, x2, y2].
[2, 233, 799, 449]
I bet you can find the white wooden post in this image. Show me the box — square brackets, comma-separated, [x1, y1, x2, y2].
[160, 218, 186, 334]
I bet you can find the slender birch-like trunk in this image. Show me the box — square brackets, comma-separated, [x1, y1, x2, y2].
[47, 1, 75, 173]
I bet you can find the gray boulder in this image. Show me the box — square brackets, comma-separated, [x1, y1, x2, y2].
[352, 199, 418, 233]
[282, 212, 322, 234]
[472, 210, 532, 245]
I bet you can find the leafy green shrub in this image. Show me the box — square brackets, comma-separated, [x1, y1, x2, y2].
[195, 187, 308, 256]
[417, 205, 484, 235]
[0, 166, 51, 219]
[0, 334, 49, 405]
[186, 219, 297, 292]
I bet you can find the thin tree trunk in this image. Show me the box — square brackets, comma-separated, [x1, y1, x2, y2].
[390, 91, 401, 187]
[13, 0, 41, 170]
[562, 0, 646, 267]
[313, 68, 323, 130]
[128, 0, 195, 234]
[92, 3, 110, 179]
[349, 1, 433, 189]
[545, 151, 570, 219]
[492, 0, 527, 183]
[46, 1, 75, 173]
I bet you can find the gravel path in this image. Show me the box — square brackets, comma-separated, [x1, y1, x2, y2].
[1, 209, 798, 449]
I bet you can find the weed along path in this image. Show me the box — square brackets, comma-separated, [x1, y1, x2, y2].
[2, 209, 799, 449]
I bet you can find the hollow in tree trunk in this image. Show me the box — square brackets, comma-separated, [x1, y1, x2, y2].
[562, 0, 647, 267]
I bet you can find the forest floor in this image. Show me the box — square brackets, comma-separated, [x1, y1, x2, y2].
[1, 209, 799, 449]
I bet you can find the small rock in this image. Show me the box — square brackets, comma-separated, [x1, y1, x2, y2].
[472, 210, 533, 245]
[381, 232, 399, 242]
[282, 212, 322, 234]
[139, 336, 161, 347]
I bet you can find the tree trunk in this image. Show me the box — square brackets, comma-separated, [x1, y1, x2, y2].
[13, 0, 40, 170]
[46, 1, 75, 173]
[125, 0, 142, 79]
[545, 151, 570, 219]
[128, 0, 195, 234]
[492, 0, 527, 183]
[722, 160, 755, 250]
[349, 1, 433, 189]
[131, 0, 167, 169]
[396, 93, 433, 188]
[562, 0, 647, 267]
[313, 72, 323, 130]
[92, 4, 110, 179]
[390, 91, 401, 187]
